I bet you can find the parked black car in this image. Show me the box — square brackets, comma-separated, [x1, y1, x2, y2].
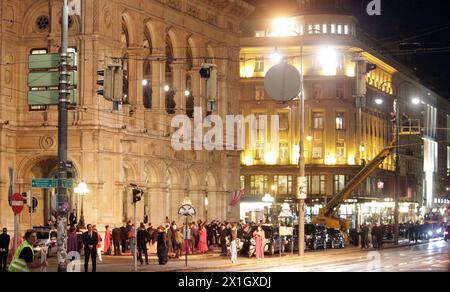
[240, 225, 283, 257]
[326, 228, 344, 249]
[306, 224, 327, 250]
[444, 226, 449, 242]
[289, 224, 327, 251]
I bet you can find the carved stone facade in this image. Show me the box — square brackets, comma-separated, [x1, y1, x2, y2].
[0, 0, 253, 230]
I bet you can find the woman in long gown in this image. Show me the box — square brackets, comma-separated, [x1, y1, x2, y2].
[157, 226, 168, 265]
[198, 224, 208, 253]
[148, 228, 158, 255]
[253, 225, 265, 260]
[103, 225, 111, 255]
[67, 227, 78, 253]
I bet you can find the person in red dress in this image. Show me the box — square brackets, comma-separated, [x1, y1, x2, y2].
[253, 225, 265, 260]
[198, 224, 208, 253]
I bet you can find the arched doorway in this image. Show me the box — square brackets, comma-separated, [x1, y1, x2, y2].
[19, 156, 78, 227]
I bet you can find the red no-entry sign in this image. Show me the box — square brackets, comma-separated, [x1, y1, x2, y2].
[11, 193, 24, 215]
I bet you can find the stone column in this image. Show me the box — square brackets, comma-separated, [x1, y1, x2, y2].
[172, 61, 186, 114]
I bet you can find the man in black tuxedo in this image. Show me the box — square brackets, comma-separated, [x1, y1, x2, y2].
[82, 224, 98, 272]
[0, 228, 10, 272]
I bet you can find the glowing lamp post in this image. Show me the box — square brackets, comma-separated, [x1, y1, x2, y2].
[178, 196, 195, 267]
[74, 181, 89, 228]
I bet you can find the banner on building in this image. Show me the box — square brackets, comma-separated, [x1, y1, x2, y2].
[230, 189, 245, 206]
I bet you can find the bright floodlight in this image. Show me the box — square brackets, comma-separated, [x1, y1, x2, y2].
[318, 47, 338, 76]
[164, 85, 170, 92]
[270, 52, 282, 63]
[142, 79, 148, 86]
[375, 98, 383, 105]
[272, 18, 296, 36]
[184, 90, 190, 97]
[182, 196, 192, 206]
[412, 98, 421, 105]
[75, 181, 90, 196]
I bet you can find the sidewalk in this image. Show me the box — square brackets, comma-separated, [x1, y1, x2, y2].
[36, 238, 444, 272]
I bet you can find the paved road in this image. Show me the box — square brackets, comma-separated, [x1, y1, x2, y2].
[38, 239, 449, 272]
[201, 240, 449, 272]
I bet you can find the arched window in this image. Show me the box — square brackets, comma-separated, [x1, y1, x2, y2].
[121, 19, 130, 104]
[186, 75, 194, 118]
[165, 35, 176, 114]
[186, 44, 193, 71]
[143, 29, 153, 109]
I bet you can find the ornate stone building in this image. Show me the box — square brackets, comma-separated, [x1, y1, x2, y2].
[0, 0, 253, 230]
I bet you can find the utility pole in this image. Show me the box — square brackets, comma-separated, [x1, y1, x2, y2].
[394, 99, 400, 245]
[298, 45, 305, 257]
[57, 0, 69, 272]
[133, 199, 137, 272]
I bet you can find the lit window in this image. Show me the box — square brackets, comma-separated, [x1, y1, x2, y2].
[313, 112, 324, 129]
[250, 175, 268, 196]
[344, 25, 349, 35]
[274, 175, 293, 196]
[240, 176, 245, 190]
[337, 25, 342, 34]
[315, 24, 321, 33]
[336, 113, 345, 130]
[312, 147, 323, 159]
[300, 25, 304, 35]
[308, 25, 313, 34]
[254, 56, 264, 72]
[334, 175, 346, 193]
[322, 24, 327, 34]
[336, 141, 345, 157]
[255, 31, 265, 37]
[310, 175, 325, 195]
[331, 24, 336, 34]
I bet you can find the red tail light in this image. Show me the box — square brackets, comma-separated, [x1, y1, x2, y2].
[445, 231, 448, 235]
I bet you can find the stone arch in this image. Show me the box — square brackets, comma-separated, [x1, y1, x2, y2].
[17, 154, 80, 183]
[144, 160, 163, 185]
[120, 10, 136, 47]
[206, 170, 218, 189]
[16, 155, 80, 226]
[166, 28, 181, 59]
[122, 161, 137, 183]
[187, 168, 200, 188]
[166, 165, 181, 187]
[22, 0, 51, 35]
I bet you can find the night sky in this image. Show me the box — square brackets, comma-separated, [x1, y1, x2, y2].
[351, 0, 450, 98]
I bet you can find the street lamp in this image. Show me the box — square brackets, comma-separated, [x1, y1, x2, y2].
[74, 181, 89, 228]
[269, 20, 325, 257]
[262, 193, 274, 223]
[178, 196, 195, 267]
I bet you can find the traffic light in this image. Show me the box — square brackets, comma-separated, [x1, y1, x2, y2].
[30, 197, 38, 213]
[199, 63, 217, 114]
[199, 66, 211, 79]
[96, 67, 113, 100]
[97, 64, 124, 110]
[22, 191, 31, 206]
[132, 188, 142, 204]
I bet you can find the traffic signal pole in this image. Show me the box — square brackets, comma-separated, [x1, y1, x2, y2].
[57, 0, 69, 272]
[134, 200, 137, 272]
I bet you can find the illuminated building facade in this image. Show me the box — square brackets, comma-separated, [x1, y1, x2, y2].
[0, 0, 253, 230]
[239, 0, 450, 225]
